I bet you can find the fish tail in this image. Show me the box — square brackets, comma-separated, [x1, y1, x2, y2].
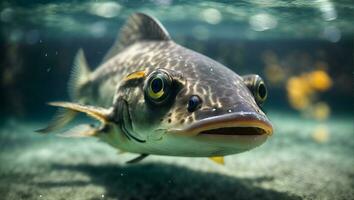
[68, 49, 91, 101]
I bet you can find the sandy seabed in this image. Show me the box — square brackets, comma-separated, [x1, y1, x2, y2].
[0, 111, 353, 200]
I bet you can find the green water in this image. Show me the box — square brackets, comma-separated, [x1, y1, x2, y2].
[2, 0, 354, 40]
[1, 1, 353, 200]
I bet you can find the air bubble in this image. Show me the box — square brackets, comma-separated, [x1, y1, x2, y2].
[228, 109, 232, 113]
[201, 8, 222, 24]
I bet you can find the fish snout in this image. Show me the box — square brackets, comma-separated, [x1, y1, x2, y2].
[174, 101, 273, 137]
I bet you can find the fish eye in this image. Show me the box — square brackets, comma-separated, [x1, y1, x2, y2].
[255, 81, 267, 105]
[188, 95, 202, 112]
[242, 74, 268, 106]
[145, 70, 173, 104]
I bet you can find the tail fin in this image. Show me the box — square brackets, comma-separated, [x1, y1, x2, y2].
[68, 49, 91, 101]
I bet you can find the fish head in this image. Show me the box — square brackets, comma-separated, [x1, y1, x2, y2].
[113, 48, 273, 156]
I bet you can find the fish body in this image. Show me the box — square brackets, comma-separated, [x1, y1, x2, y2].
[40, 13, 273, 161]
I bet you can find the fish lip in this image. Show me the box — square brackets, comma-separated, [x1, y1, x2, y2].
[169, 112, 273, 137]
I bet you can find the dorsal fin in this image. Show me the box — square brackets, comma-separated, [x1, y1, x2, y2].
[68, 49, 91, 101]
[102, 12, 171, 63]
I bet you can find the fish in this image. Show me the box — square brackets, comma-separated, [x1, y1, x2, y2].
[286, 70, 332, 111]
[38, 13, 273, 164]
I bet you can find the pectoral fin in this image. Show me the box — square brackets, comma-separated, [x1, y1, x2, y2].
[37, 102, 112, 136]
[126, 154, 149, 164]
[48, 102, 111, 124]
[209, 156, 225, 165]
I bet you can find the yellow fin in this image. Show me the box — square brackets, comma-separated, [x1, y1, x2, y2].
[209, 156, 225, 165]
[48, 102, 111, 124]
[123, 70, 146, 81]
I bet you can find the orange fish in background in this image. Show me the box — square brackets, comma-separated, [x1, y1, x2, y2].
[286, 69, 332, 113]
[307, 70, 332, 91]
[286, 69, 332, 144]
[261, 50, 333, 144]
[286, 76, 312, 110]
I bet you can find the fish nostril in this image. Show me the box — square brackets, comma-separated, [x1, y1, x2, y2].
[187, 95, 202, 112]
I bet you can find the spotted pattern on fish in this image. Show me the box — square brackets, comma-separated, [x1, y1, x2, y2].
[43, 13, 273, 158]
[83, 40, 263, 127]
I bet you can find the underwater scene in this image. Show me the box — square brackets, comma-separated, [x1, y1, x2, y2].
[0, 1, 353, 200]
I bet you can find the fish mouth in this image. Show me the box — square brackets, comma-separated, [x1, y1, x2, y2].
[199, 127, 268, 136]
[169, 112, 273, 137]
